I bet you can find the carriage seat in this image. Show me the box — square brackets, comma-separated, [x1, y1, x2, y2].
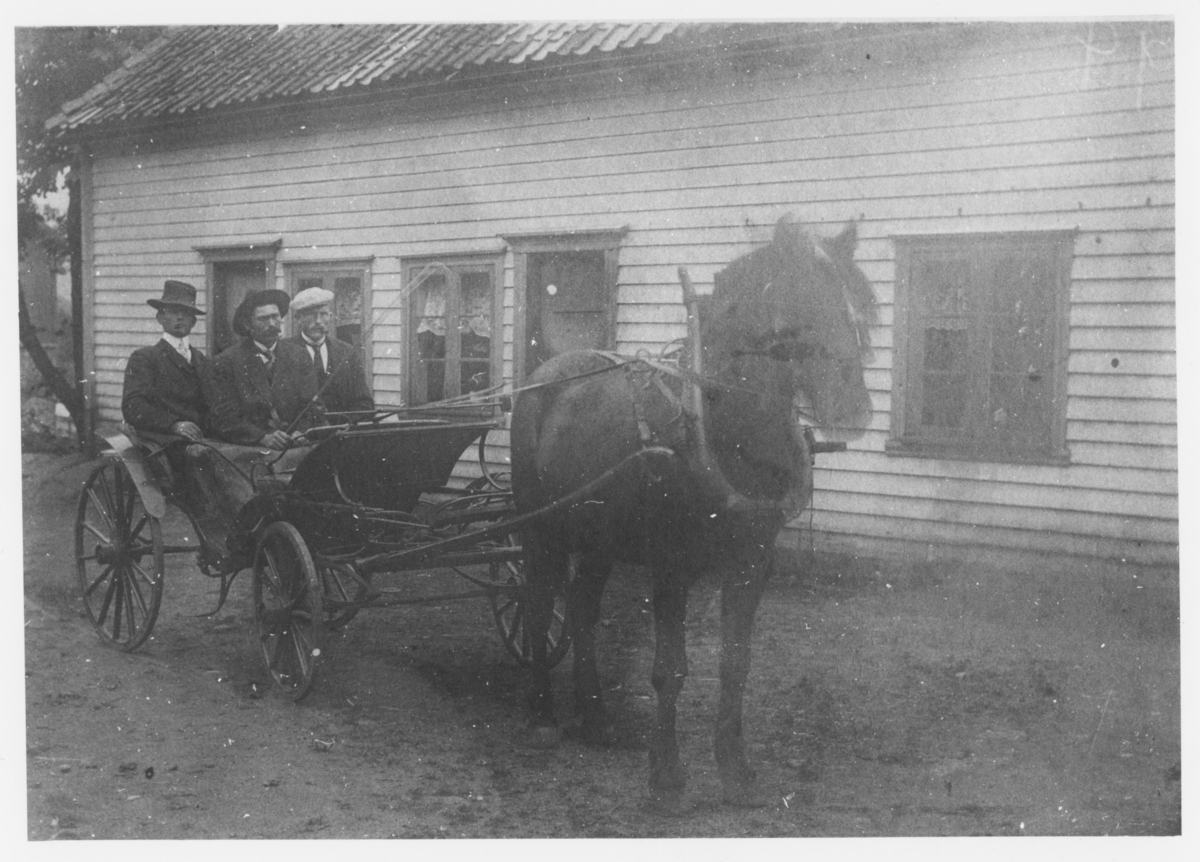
[119, 423, 185, 494]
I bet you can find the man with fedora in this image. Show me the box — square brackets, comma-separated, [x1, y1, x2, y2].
[289, 287, 374, 419]
[122, 280, 244, 570]
[208, 289, 326, 448]
[122, 280, 213, 440]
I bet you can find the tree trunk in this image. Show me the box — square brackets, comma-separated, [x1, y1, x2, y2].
[19, 285, 85, 438]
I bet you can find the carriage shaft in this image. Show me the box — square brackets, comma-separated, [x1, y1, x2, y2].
[353, 446, 679, 577]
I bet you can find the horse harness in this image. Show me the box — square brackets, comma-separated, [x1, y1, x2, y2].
[591, 350, 693, 451]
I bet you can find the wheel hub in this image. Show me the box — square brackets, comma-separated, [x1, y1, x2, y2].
[94, 543, 120, 566]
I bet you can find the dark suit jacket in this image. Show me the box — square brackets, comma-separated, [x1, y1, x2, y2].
[208, 338, 326, 445]
[121, 339, 213, 434]
[290, 336, 375, 416]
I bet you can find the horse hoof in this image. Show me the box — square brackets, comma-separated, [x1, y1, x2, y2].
[646, 789, 693, 817]
[721, 782, 770, 808]
[524, 725, 562, 749]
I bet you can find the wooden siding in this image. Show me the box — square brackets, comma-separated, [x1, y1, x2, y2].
[84, 22, 1175, 570]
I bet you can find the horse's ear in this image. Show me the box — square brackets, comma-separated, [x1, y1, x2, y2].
[826, 220, 859, 263]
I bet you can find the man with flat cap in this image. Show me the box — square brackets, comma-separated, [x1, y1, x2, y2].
[289, 286, 374, 419]
[122, 280, 213, 440]
[208, 289, 326, 448]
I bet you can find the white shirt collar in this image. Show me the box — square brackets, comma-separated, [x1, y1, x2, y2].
[161, 332, 190, 357]
[252, 339, 276, 354]
[302, 334, 327, 350]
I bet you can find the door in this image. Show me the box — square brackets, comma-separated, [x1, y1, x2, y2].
[507, 229, 624, 381]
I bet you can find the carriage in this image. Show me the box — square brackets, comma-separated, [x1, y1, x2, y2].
[74, 403, 573, 702]
[75, 218, 873, 808]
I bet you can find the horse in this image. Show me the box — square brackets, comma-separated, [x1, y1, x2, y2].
[509, 216, 876, 811]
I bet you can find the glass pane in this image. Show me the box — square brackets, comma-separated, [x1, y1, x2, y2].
[458, 271, 491, 392]
[917, 257, 969, 317]
[923, 327, 967, 373]
[920, 326, 968, 429]
[333, 276, 362, 345]
[423, 360, 445, 403]
[987, 373, 1051, 441]
[984, 251, 1055, 451]
[298, 276, 324, 291]
[413, 274, 446, 404]
[416, 275, 447, 341]
[920, 373, 968, 429]
[459, 271, 492, 340]
[461, 360, 490, 394]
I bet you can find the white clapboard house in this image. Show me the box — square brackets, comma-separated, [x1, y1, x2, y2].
[47, 22, 1176, 574]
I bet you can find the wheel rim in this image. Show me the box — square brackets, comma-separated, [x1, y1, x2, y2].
[252, 521, 323, 701]
[489, 540, 570, 668]
[75, 460, 164, 651]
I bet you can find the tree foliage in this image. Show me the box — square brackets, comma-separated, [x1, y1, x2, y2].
[16, 26, 165, 208]
[17, 27, 165, 447]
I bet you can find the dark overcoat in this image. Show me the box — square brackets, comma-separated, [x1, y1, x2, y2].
[289, 336, 375, 416]
[208, 338, 325, 445]
[121, 339, 213, 434]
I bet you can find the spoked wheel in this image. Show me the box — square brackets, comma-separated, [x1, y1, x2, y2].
[75, 459, 164, 651]
[488, 537, 570, 668]
[252, 521, 323, 701]
[317, 559, 372, 629]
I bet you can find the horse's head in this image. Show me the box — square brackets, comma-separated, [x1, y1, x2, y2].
[702, 216, 876, 440]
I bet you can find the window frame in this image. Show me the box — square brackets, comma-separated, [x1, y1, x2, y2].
[285, 259, 374, 384]
[888, 230, 1074, 465]
[402, 253, 504, 408]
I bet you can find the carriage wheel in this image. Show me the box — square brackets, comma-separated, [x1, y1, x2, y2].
[75, 460, 164, 651]
[488, 537, 570, 668]
[252, 521, 324, 701]
[318, 560, 371, 629]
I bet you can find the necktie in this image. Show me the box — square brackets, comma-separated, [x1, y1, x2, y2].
[258, 347, 275, 381]
[311, 343, 328, 388]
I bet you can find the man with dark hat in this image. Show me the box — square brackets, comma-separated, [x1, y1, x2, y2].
[122, 280, 240, 570]
[122, 280, 212, 440]
[288, 286, 374, 418]
[208, 289, 326, 448]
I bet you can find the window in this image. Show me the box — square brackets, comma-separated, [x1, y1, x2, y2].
[404, 256, 501, 406]
[287, 262, 370, 349]
[889, 232, 1072, 464]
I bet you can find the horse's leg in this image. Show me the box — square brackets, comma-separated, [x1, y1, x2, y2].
[715, 553, 772, 806]
[525, 533, 567, 747]
[566, 551, 615, 745]
[648, 570, 691, 811]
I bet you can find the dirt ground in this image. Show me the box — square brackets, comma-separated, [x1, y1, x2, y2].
[20, 450, 1183, 841]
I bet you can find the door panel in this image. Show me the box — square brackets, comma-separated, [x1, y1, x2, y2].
[525, 250, 608, 375]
